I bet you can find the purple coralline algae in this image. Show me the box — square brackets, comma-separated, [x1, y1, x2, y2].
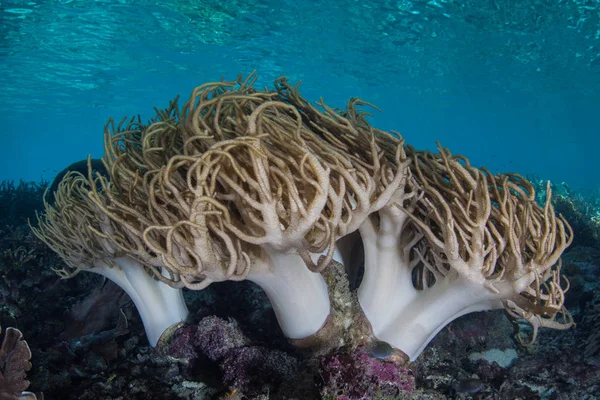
[167, 316, 298, 396]
[193, 316, 250, 361]
[318, 347, 414, 399]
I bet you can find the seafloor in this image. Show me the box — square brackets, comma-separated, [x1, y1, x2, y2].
[0, 180, 599, 400]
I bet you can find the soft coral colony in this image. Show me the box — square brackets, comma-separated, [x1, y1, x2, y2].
[31, 73, 573, 363]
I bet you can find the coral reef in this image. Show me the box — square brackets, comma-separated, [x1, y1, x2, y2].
[579, 294, 600, 366]
[32, 74, 572, 360]
[0, 181, 47, 228]
[0, 73, 590, 398]
[0, 208, 598, 398]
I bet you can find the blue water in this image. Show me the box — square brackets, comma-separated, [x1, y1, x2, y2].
[1, 0, 599, 189]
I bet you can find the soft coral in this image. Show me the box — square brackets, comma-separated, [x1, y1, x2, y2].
[357, 144, 573, 360]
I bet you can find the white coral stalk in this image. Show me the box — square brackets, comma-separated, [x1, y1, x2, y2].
[92, 257, 188, 346]
[248, 247, 331, 339]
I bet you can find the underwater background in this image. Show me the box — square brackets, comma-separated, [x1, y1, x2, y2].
[1, 0, 599, 189]
[1, 1, 600, 400]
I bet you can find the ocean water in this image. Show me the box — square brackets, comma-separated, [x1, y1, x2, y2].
[1, 0, 598, 189]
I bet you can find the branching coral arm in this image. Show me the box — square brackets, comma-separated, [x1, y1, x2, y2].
[359, 145, 573, 361]
[146, 138, 332, 340]
[31, 170, 189, 347]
